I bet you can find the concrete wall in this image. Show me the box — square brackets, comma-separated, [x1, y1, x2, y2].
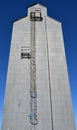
[46, 16, 76, 130]
[1, 4, 76, 130]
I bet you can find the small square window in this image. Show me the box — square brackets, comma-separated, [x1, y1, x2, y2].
[21, 47, 31, 59]
[30, 11, 43, 21]
[35, 12, 41, 17]
[31, 12, 35, 18]
[21, 52, 31, 59]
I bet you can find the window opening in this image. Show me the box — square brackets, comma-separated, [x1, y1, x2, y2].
[21, 47, 31, 59]
[30, 11, 43, 21]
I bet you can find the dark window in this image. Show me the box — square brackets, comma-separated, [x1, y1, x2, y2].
[21, 47, 31, 59]
[21, 52, 31, 59]
[30, 12, 43, 21]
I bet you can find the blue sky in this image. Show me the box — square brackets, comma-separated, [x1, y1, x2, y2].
[0, 0, 77, 129]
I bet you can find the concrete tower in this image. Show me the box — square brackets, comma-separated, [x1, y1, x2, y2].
[1, 3, 76, 130]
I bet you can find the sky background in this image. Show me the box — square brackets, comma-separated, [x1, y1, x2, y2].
[0, 0, 77, 129]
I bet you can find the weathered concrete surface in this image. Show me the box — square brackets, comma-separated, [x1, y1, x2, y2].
[1, 3, 76, 130]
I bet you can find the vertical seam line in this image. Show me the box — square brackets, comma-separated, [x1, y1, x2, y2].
[45, 16, 54, 130]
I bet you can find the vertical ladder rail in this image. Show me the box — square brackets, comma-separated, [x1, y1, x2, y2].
[30, 20, 38, 126]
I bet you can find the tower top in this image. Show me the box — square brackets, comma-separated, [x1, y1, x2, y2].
[28, 3, 47, 9]
[28, 3, 47, 17]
